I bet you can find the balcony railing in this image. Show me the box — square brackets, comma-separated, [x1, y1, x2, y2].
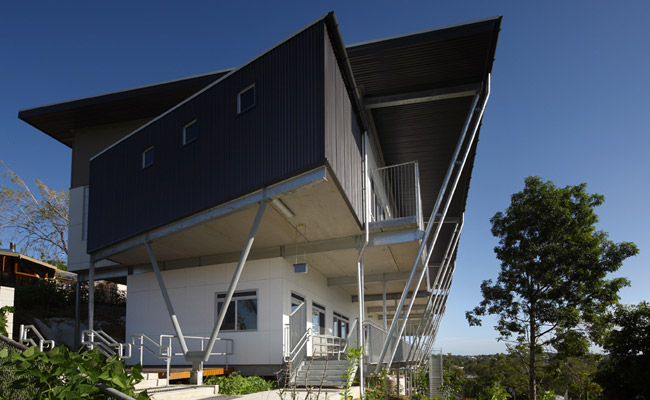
[369, 161, 422, 229]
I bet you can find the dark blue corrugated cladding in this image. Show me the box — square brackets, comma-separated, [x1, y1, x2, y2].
[88, 22, 326, 253]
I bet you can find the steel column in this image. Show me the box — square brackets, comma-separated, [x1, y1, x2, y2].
[356, 131, 370, 397]
[88, 262, 95, 333]
[74, 279, 80, 349]
[382, 280, 387, 331]
[203, 200, 267, 361]
[145, 241, 190, 355]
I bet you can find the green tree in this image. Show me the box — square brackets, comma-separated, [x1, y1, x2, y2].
[466, 176, 638, 400]
[595, 301, 650, 399]
[0, 162, 68, 264]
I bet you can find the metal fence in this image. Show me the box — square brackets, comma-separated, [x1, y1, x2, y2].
[369, 161, 421, 226]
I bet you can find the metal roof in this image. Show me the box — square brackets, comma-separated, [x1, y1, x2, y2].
[18, 69, 232, 147]
[348, 16, 501, 220]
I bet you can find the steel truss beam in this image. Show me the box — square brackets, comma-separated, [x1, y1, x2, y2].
[328, 265, 441, 287]
[364, 82, 482, 110]
[351, 290, 429, 302]
[374, 74, 491, 372]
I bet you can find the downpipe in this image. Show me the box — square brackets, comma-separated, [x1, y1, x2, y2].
[356, 131, 371, 397]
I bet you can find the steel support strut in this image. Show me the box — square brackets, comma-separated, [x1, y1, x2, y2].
[145, 241, 190, 355]
[374, 74, 490, 372]
[405, 217, 463, 364]
[203, 200, 267, 362]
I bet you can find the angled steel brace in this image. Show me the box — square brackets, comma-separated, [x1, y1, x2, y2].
[374, 74, 490, 372]
[145, 241, 190, 355]
[201, 200, 267, 362]
[405, 217, 463, 364]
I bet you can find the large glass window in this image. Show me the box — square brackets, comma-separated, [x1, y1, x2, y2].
[333, 312, 349, 339]
[312, 302, 325, 335]
[215, 290, 258, 331]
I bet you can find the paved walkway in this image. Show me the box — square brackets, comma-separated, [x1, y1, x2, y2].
[202, 388, 354, 400]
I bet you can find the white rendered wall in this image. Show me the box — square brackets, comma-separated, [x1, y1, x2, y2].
[0, 286, 15, 339]
[126, 257, 357, 367]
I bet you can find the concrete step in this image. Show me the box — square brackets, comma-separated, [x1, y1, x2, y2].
[145, 385, 219, 400]
[134, 378, 168, 390]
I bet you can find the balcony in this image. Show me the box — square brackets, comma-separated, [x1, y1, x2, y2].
[369, 161, 422, 230]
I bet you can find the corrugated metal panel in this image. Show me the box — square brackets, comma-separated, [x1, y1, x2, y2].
[347, 18, 499, 98]
[88, 22, 326, 253]
[324, 26, 364, 224]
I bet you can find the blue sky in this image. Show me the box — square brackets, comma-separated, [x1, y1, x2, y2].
[1, 1, 648, 354]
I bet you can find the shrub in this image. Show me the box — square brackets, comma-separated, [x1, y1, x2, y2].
[204, 371, 275, 395]
[0, 344, 149, 399]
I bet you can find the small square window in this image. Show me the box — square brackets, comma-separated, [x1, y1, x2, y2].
[183, 120, 198, 145]
[142, 147, 154, 169]
[237, 84, 255, 114]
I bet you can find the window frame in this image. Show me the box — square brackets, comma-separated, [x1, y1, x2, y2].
[291, 292, 305, 314]
[182, 119, 198, 146]
[333, 311, 349, 339]
[312, 301, 325, 335]
[142, 146, 154, 169]
[237, 83, 256, 114]
[215, 290, 259, 332]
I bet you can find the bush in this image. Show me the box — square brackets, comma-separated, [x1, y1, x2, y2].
[0, 344, 149, 399]
[204, 371, 275, 395]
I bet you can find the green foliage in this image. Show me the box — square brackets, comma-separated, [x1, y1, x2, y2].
[203, 372, 275, 395]
[439, 353, 465, 398]
[340, 346, 363, 400]
[482, 381, 511, 400]
[0, 161, 69, 263]
[0, 344, 148, 399]
[0, 305, 14, 336]
[595, 301, 650, 399]
[442, 351, 603, 400]
[365, 367, 389, 400]
[537, 391, 555, 400]
[466, 177, 638, 399]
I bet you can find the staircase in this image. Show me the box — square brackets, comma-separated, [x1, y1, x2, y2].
[429, 352, 444, 398]
[293, 357, 355, 388]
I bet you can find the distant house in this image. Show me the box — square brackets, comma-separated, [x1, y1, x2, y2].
[19, 12, 500, 387]
[0, 243, 61, 285]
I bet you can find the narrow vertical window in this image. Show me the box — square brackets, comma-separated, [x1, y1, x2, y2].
[333, 312, 349, 339]
[142, 147, 154, 169]
[312, 302, 325, 335]
[291, 292, 305, 314]
[183, 120, 198, 145]
[237, 83, 256, 114]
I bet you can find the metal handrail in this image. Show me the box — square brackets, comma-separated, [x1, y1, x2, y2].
[312, 333, 346, 357]
[82, 330, 131, 360]
[132, 333, 172, 386]
[288, 328, 311, 364]
[339, 317, 359, 357]
[370, 161, 421, 224]
[19, 324, 55, 351]
[159, 334, 233, 371]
